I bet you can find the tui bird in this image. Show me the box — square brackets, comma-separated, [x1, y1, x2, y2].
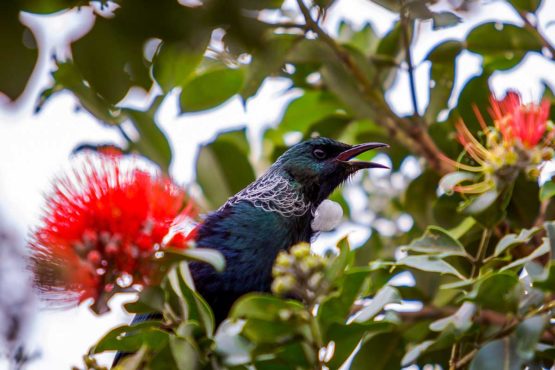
[114, 137, 387, 365]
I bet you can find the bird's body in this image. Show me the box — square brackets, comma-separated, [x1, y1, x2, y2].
[114, 137, 387, 365]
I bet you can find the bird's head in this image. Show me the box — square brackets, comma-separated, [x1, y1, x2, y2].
[275, 137, 389, 204]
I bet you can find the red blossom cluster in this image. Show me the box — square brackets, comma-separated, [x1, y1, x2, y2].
[30, 153, 197, 313]
[441, 90, 553, 197]
[489, 91, 551, 149]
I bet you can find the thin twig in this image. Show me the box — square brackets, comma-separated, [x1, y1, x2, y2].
[517, 10, 555, 61]
[399, 1, 420, 119]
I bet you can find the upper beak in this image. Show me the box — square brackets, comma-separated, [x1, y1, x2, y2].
[336, 142, 389, 170]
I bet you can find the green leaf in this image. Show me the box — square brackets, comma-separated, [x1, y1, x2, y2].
[544, 220, 555, 256]
[432, 12, 462, 30]
[0, 5, 38, 101]
[164, 248, 226, 272]
[463, 189, 500, 215]
[180, 67, 244, 112]
[500, 238, 550, 271]
[279, 90, 345, 133]
[508, 0, 543, 12]
[439, 172, 478, 194]
[468, 272, 521, 313]
[214, 320, 254, 366]
[41, 62, 122, 124]
[337, 22, 379, 56]
[124, 286, 165, 314]
[124, 106, 173, 171]
[540, 180, 555, 201]
[469, 316, 547, 370]
[430, 302, 476, 333]
[325, 237, 351, 281]
[92, 321, 168, 353]
[404, 226, 469, 258]
[230, 294, 304, 321]
[398, 255, 467, 280]
[167, 263, 215, 336]
[318, 269, 370, 330]
[19, 0, 79, 13]
[350, 331, 403, 370]
[466, 23, 543, 71]
[241, 34, 297, 100]
[424, 41, 462, 123]
[153, 35, 210, 93]
[401, 340, 435, 367]
[170, 336, 201, 370]
[494, 227, 542, 257]
[195, 128, 256, 209]
[404, 170, 441, 228]
[72, 18, 143, 104]
[326, 322, 395, 369]
[374, 22, 404, 91]
[353, 286, 401, 323]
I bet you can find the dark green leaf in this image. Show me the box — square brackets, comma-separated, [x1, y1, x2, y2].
[0, 5, 37, 101]
[494, 227, 542, 257]
[430, 302, 476, 333]
[467, 23, 542, 71]
[404, 226, 468, 258]
[92, 321, 168, 353]
[397, 255, 466, 279]
[180, 67, 244, 112]
[230, 294, 304, 321]
[195, 128, 255, 209]
[404, 170, 441, 228]
[350, 331, 403, 370]
[153, 35, 211, 93]
[326, 322, 395, 369]
[468, 272, 521, 313]
[469, 315, 547, 370]
[124, 106, 173, 171]
[241, 34, 297, 100]
[508, 0, 543, 13]
[353, 286, 401, 323]
[540, 180, 555, 201]
[432, 12, 462, 30]
[424, 40, 462, 123]
[279, 91, 345, 133]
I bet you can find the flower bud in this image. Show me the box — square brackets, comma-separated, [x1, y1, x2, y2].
[271, 275, 296, 296]
[291, 243, 310, 259]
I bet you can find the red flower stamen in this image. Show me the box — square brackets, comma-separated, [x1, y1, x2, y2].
[489, 91, 550, 149]
[30, 154, 197, 312]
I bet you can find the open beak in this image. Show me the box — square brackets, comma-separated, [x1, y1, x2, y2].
[336, 142, 389, 170]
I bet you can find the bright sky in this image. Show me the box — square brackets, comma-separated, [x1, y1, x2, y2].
[1, 0, 554, 369]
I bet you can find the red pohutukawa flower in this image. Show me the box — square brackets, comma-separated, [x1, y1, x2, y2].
[489, 91, 551, 149]
[30, 153, 197, 313]
[440, 91, 553, 203]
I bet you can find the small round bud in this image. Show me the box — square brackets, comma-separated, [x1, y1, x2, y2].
[528, 168, 541, 179]
[275, 252, 292, 268]
[307, 272, 324, 290]
[305, 255, 323, 270]
[271, 275, 296, 295]
[291, 243, 310, 259]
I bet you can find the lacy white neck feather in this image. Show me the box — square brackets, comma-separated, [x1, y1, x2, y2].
[221, 167, 311, 217]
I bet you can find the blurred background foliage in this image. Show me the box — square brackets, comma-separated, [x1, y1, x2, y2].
[2, 0, 555, 369]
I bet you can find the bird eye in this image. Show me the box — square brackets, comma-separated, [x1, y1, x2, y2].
[313, 148, 327, 160]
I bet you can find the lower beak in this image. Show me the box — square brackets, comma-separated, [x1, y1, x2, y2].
[336, 142, 389, 170]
